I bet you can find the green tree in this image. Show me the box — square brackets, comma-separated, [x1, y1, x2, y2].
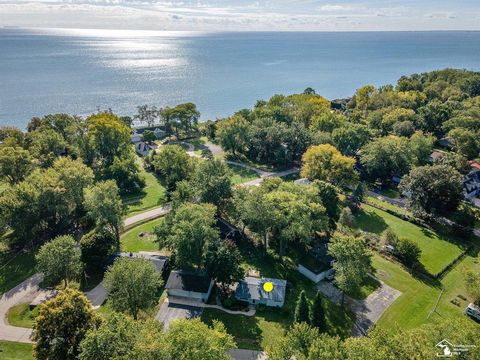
[463, 270, 480, 305]
[156, 203, 219, 268]
[162, 319, 235, 360]
[152, 145, 193, 191]
[312, 180, 340, 230]
[328, 235, 372, 305]
[396, 238, 421, 268]
[142, 130, 156, 143]
[192, 159, 232, 212]
[216, 115, 249, 156]
[106, 153, 145, 194]
[33, 288, 100, 360]
[294, 290, 310, 323]
[267, 322, 320, 360]
[448, 127, 479, 160]
[408, 131, 435, 166]
[309, 292, 325, 331]
[84, 180, 124, 242]
[29, 128, 67, 167]
[301, 144, 357, 187]
[400, 165, 463, 217]
[361, 136, 412, 183]
[205, 240, 244, 294]
[104, 257, 163, 320]
[331, 124, 371, 156]
[80, 228, 116, 272]
[0, 146, 33, 184]
[36, 235, 83, 288]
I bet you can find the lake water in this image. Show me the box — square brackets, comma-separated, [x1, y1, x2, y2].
[1, 28, 480, 128]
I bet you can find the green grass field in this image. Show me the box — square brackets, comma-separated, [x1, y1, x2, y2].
[0, 250, 36, 295]
[120, 218, 164, 253]
[6, 303, 38, 328]
[374, 245, 480, 330]
[201, 243, 355, 350]
[122, 169, 167, 216]
[0, 341, 33, 360]
[354, 204, 464, 275]
[227, 164, 260, 185]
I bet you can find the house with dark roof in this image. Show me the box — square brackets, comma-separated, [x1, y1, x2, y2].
[464, 170, 480, 200]
[297, 244, 335, 283]
[216, 217, 242, 241]
[166, 270, 213, 303]
[235, 277, 287, 308]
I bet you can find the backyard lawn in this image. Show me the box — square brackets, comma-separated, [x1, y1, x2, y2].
[227, 164, 260, 185]
[0, 341, 33, 360]
[201, 242, 355, 350]
[374, 245, 480, 330]
[120, 218, 164, 253]
[0, 249, 36, 295]
[122, 169, 167, 216]
[354, 204, 464, 275]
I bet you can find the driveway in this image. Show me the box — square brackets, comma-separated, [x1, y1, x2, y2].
[0, 273, 43, 343]
[84, 282, 107, 309]
[155, 300, 203, 330]
[229, 349, 267, 360]
[317, 276, 401, 336]
[123, 205, 170, 228]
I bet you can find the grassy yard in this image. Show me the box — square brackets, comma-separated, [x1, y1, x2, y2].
[366, 196, 411, 217]
[122, 169, 167, 216]
[227, 164, 260, 185]
[120, 218, 164, 253]
[354, 204, 464, 275]
[374, 244, 480, 330]
[0, 341, 33, 360]
[7, 303, 38, 328]
[345, 275, 381, 300]
[201, 242, 355, 351]
[0, 249, 36, 295]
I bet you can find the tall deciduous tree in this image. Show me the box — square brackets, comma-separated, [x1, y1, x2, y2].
[152, 145, 193, 191]
[205, 240, 244, 294]
[216, 115, 249, 156]
[332, 124, 371, 156]
[328, 235, 372, 305]
[192, 159, 232, 212]
[36, 235, 83, 288]
[301, 144, 357, 187]
[400, 164, 463, 217]
[156, 203, 219, 269]
[33, 288, 100, 360]
[0, 146, 33, 184]
[29, 128, 67, 167]
[104, 258, 163, 320]
[84, 180, 124, 242]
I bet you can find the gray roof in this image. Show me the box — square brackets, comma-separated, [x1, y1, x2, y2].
[117, 252, 168, 273]
[166, 270, 212, 293]
[235, 277, 287, 303]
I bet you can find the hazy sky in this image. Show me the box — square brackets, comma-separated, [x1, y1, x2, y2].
[1, 0, 480, 31]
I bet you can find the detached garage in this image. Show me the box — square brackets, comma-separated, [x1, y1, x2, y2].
[166, 270, 213, 303]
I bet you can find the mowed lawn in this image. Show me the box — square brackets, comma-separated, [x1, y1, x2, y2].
[374, 245, 480, 330]
[120, 218, 164, 253]
[122, 169, 167, 216]
[0, 250, 36, 295]
[354, 204, 464, 275]
[227, 164, 260, 185]
[201, 243, 355, 351]
[0, 341, 33, 360]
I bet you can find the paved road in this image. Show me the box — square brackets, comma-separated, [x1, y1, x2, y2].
[229, 349, 267, 360]
[317, 275, 401, 336]
[241, 168, 300, 187]
[123, 205, 170, 228]
[84, 283, 107, 309]
[0, 273, 43, 343]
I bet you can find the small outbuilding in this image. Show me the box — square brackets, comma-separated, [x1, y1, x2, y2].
[235, 277, 287, 308]
[297, 244, 335, 283]
[166, 270, 213, 303]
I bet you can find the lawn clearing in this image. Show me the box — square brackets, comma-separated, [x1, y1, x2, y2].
[120, 218, 164, 253]
[227, 164, 260, 185]
[355, 204, 464, 275]
[0, 249, 36, 295]
[201, 242, 355, 351]
[122, 169, 167, 216]
[7, 303, 38, 328]
[0, 341, 33, 360]
[346, 275, 381, 300]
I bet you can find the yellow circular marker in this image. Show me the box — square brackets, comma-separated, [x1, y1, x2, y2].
[263, 281, 274, 293]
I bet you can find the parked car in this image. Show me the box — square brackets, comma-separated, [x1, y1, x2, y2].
[465, 303, 480, 321]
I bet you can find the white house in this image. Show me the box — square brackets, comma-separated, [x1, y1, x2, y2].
[297, 244, 335, 283]
[166, 270, 213, 303]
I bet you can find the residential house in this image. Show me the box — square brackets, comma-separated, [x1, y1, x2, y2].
[297, 244, 335, 283]
[131, 131, 142, 143]
[464, 170, 480, 200]
[235, 277, 287, 307]
[166, 270, 214, 303]
[135, 141, 157, 156]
